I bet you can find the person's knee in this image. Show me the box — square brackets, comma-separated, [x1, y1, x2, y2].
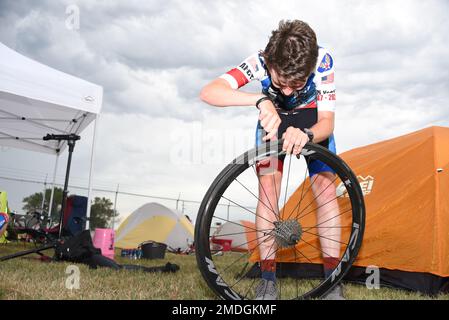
[311, 172, 336, 199]
[258, 173, 282, 192]
[256, 157, 284, 176]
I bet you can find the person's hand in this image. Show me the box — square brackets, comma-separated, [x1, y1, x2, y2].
[258, 99, 281, 142]
[282, 127, 309, 155]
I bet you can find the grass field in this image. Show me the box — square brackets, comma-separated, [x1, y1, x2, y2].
[0, 243, 448, 300]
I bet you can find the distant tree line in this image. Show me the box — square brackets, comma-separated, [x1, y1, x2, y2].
[22, 188, 118, 230]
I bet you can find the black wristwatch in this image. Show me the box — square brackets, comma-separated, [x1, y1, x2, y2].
[255, 96, 272, 110]
[304, 128, 314, 142]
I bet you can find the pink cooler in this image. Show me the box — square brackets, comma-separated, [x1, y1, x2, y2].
[93, 228, 115, 260]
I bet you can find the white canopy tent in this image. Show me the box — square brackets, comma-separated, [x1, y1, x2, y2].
[0, 42, 103, 228]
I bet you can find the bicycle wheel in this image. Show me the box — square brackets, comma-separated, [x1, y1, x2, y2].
[195, 140, 365, 300]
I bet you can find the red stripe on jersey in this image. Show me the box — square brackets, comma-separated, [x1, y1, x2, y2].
[302, 100, 317, 109]
[227, 68, 249, 88]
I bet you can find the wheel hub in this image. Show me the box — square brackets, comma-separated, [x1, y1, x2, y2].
[272, 219, 303, 248]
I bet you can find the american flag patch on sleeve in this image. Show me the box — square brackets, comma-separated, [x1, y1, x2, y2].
[321, 73, 334, 84]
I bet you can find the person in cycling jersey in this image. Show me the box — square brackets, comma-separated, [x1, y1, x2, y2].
[200, 20, 343, 300]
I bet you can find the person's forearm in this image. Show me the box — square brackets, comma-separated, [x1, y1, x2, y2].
[309, 116, 334, 143]
[200, 79, 264, 107]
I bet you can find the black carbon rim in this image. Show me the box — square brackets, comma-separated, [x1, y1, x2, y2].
[195, 140, 365, 300]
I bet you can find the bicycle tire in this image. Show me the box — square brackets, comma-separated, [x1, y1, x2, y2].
[195, 140, 365, 300]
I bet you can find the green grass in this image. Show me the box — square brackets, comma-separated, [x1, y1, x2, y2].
[0, 243, 448, 300]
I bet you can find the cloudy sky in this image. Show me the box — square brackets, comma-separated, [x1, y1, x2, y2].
[0, 0, 448, 224]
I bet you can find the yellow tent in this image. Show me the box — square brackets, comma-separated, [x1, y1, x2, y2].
[115, 202, 194, 251]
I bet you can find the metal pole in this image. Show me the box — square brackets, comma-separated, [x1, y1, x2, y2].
[58, 140, 75, 239]
[48, 154, 60, 225]
[112, 183, 119, 230]
[41, 174, 47, 212]
[86, 115, 100, 231]
[41, 174, 48, 228]
[0, 243, 55, 262]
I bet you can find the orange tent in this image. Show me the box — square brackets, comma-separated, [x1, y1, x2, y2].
[338, 126, 448, 274]
[252, 126, 449, 294]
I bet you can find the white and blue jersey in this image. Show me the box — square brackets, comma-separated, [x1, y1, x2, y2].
[220, 47, 337, 176]
[220, 47, 336, 112]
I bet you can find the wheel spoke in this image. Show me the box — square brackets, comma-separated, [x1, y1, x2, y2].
[294, 245, 299, 297]
[212, 215, 271, 233]
[243, 231, 280, 299]
[303, 207, 353, 232]
[285, 169, 319, 221]
[220, 196, 277, 227]
[227, 235, 277, 293]
[300, 237, 334, 260]
[252, 166, 276, 218]
[295, 194, 344, 222]
[293, 155, 312, 220]
[302, 229, 349, 246]
[272, 166, 280, 219]
[281, 154, 293, 217]
[235, 177, 279, 219]
[220, 231, 274, 256]
[292, 245, 314, 264]
[209, 229, 271, 239]
[293, 175, 339, 221]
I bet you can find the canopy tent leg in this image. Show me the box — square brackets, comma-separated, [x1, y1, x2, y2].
[47, 153, 60, 226]
[86, 115, 100, 231]
[40, 174, 48, 212]
[112, 183, 119, 230]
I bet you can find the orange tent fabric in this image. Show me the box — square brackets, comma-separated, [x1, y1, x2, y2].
[272, 126, 449, 279]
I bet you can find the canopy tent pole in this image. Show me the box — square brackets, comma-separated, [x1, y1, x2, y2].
[55, 135, 80, 239]
[112, 183, 119, 230]
[86, 115, 100, 231]
[47, 153, 60, 225]
[40, 174, 48, 212]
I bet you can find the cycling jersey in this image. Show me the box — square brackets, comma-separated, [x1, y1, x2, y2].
[220, 46, 337, 177]
[219, 47, 336, 112]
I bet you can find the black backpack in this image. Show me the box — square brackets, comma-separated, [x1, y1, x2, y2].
[54, 230, 101, 263]
[54, 230, 179, 273]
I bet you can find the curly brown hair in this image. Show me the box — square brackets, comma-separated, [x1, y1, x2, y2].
[262, 20, 318, 87]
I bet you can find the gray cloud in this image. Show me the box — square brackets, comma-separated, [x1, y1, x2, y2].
[1, 0, 448, 219]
